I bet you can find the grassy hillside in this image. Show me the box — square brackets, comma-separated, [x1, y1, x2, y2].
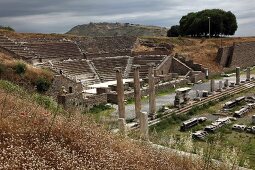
[0, 52, 52, 92]
[66, 22, 168, 37]
[0, 79, 223, 169]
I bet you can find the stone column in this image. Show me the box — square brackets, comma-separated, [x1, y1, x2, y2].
[148, 63, 156, 118]
[224, 79, 229, 88]
[246, 67, 251, 81]
[140, 112, 149, 141]
[115, 67, 126, 119]
[236, 67, 240, 85]
[118, 118, 126, 136]
[204, 68, 209, 79]
[210, 79, 215, 93]
[196, 90, 200, 98]
[133, 65, 141, 121]
[218, 80, 223, 92]
[174, 94, 181, 108]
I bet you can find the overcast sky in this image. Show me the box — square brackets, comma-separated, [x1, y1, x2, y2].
[0, 0, 254, 36]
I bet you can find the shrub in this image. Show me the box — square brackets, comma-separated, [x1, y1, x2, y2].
[89, 104, 111, 114]
[0, 63, 6, 76]
[14, 62, 26, 75]
[36, 77, 51, 93]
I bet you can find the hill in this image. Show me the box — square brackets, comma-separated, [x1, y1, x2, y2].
[66, 22, 168, 37]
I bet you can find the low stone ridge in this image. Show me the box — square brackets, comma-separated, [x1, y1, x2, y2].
[66, 22, 168, 37]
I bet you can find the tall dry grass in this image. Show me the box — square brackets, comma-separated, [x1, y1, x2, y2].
[0, 83, 227, 170]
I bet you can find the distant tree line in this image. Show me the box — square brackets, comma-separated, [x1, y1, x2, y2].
[167, 9, 238, 37]
[0, 25, 15, 32]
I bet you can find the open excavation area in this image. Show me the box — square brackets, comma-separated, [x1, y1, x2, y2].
[1, 2, 255, 170]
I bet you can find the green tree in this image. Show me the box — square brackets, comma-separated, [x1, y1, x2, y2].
[167, 25, 180, 37]
[179, 9, 238, 37]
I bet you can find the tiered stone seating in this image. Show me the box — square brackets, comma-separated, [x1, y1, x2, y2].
[26, 42, 83, 60]
[74, 36, 137, 58]
[91, 57, 129, 82]
[129, 55, 166, 78]
[51, 60, 99, 86]
[0, 34, 35, 60]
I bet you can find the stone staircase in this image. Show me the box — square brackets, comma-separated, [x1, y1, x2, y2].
[124, 57, 134, 78]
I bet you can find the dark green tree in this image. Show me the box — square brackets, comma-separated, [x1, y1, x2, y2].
[167, 25, 180, 37]
[179, 9, 237, 37]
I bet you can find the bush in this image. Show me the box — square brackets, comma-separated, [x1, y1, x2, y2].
[0, 63, 6, 76]
[36, 77, 51, 93]
[14, 62, 26, 75]
[89, 104, 111, 114]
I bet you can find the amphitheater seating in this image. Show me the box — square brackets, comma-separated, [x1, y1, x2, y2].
[129, 55, 166, 78]
[51, 60, 99, 86]
[0, 34, 35, 60]
[74, 36, 136, 58]
[91, 57, 129, 82]
[26, 42, 83, 60]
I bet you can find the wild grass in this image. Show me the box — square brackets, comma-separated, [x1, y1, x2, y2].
[0, 52, 53, 92]
[0, 80, 219, 170]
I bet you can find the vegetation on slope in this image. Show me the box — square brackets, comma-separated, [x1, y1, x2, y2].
[0, 52, 52, 92]
[0, 80, 217, 169]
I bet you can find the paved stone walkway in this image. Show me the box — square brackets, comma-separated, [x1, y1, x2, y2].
[112, 74, 254, 119]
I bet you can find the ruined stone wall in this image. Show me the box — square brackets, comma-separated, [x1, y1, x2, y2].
[174, 54, 205, 72]
[171, 57, 191, 75]
[155, 56, 172, 76]
[132, 50, 170, 56]
[48, 75, 83, 99]
[217, 41, 255, 68]
[216, 46, 233, 67]
[230, 42, 255, 68]
[58, 93, 108, 111]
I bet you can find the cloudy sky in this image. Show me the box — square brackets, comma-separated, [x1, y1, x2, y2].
[0, 0, 254, 36]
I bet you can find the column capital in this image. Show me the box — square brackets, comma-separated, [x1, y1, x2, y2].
[114, 67, 122, 72]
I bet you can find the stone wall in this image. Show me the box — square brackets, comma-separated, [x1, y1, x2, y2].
[217, 41, 255, 68]
[58, 93, 108, 112]
[216, 46, 233, 67]
[174, 54, 206, 72]
[230, 42, 255, 68]
[155, 56, 172, 76]
[48, 75, 83, 99]
[171, 57, 191, 75]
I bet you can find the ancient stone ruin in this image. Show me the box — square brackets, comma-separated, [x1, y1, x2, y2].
[216, 41, 255, 68]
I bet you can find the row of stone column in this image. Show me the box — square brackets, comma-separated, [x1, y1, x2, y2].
[210, 67, 251, 93]
[116, 63, 156, 140]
